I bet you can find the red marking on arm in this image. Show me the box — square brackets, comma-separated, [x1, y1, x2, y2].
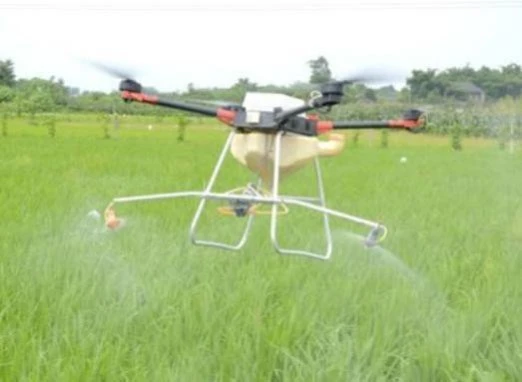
[216, 108, 236, 125]
[389, 119, 421, 129]
[121, 91, 159, 104]
[316, 121, 334, 134]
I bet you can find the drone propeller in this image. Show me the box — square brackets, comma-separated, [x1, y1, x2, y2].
[308, 67, 405, 110]
[84, 59, 143, 93]
[332, 67, 405, 86]
[84, 60, 137, 81]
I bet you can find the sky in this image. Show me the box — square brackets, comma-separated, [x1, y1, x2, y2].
[1, 0, 521, 93]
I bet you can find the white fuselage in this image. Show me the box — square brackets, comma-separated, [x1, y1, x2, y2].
[229, 92, 345, 187]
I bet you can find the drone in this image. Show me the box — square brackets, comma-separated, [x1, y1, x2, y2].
[96, 63, 426, 260]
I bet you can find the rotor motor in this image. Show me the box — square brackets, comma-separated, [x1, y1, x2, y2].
[119, 79, 142, 93]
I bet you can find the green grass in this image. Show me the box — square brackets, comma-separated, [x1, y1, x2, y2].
[1, 115, 522, 381]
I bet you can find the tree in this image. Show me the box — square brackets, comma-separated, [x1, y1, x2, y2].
[376, 85, 398, 101]
[397, 87, 411, 103]
[307, 56, 332, 84]
[233, 77, 257, 91]
[227, 77, 258, 100]
[0, 86, 14, 103]
[406, 68, 443, 100]
[0, 59, 15, 87]
[405, 63, 522, 102]
[363, 88, 377, 102]
[14, 77, 68, 113]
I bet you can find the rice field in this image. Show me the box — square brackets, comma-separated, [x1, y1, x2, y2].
[1, 115, 521, 381]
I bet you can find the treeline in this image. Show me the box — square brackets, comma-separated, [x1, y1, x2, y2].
[407, 63, 522, 101]
[0, 58, 401, 116]
[1, 57, 522, 119]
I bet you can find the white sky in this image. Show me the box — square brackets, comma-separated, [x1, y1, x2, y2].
[1, 0, 521, 92]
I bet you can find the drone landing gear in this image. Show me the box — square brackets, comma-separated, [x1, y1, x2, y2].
[104, 130, 387, 260]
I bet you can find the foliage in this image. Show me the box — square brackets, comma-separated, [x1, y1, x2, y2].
[407, 63, 522, 102]
[2, 120, 522, 380]
[0, 85, 15, 103]
[98, 113, 112, 139]
[307, 56, 332, 84]
[1, 112, 7, 137]
[0, 59, 15, 87]
[449, 111, 463, 150]
[352, 131, 360, 147]
[1, 58, 522, 141]
[176, 114, 190, 142]
[43, 114, 56, 138]
[451, 124, 462, 151]
[381, 129, 389, 148]
[497, 123, 511, 150]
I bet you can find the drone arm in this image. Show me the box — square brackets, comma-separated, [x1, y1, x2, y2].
[316, 109, 426, 134]
[121, 91, 219, 117]
[275, 95, 342, 122]
[316, 119, 420, 134]
[275, 104, 317, 122]
[316, 119, 423, 134]
[333, 120, 392, 129]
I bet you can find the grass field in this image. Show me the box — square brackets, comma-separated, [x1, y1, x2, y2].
[1, 115, 522, 381]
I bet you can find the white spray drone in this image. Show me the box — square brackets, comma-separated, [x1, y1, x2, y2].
[95, 63, 426, 260]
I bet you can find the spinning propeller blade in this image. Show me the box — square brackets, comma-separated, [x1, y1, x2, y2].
[312, 66, 406, 108]
[84, 60, 138, 81]
[83, 59, 144, 93]
[332, 67, 405, 86]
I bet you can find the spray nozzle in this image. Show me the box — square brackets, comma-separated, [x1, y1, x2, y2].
[364, 225, 387, 248]
[104, 203, 122, 230]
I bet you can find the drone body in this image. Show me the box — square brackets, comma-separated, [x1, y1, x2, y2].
[230, 91, 346, 186]
[97, 65, 427, 260]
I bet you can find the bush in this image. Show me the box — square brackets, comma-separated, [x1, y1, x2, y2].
[2, 113, 7, 137]
[381, 130, 389, 148]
